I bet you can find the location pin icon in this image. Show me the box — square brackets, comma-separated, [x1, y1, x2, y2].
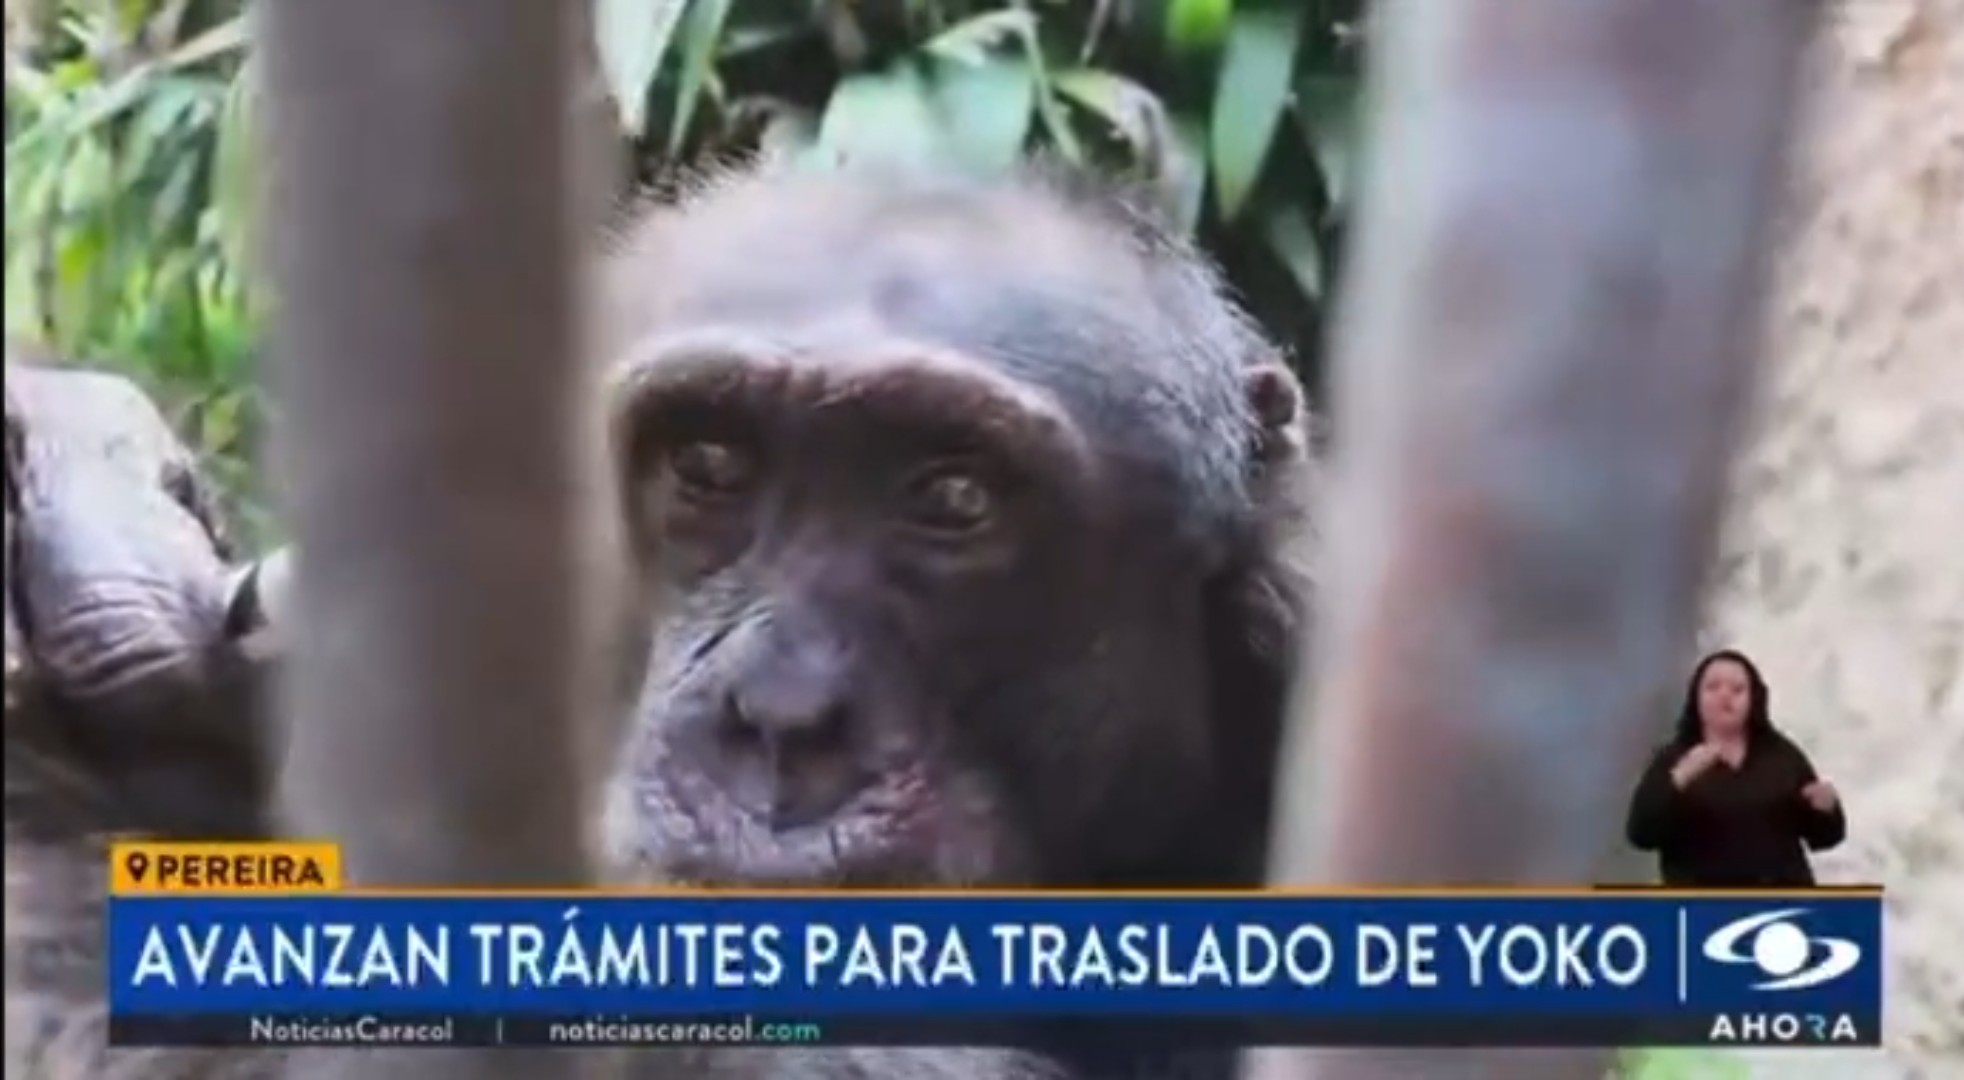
[125, 850, 151, 885]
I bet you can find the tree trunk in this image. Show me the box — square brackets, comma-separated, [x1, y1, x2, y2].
[257, 2, 610, 1077]
[1252, 1, 1820, 1077]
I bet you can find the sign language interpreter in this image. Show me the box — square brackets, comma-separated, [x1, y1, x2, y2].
[1625, 649, 1847, 887]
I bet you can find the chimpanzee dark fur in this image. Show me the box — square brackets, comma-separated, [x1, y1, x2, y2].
[595, 161, 1318, 1080]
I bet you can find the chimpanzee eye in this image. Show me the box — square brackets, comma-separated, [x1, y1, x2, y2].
[667, 440, 758, 501]
[901, 466, 995, 536]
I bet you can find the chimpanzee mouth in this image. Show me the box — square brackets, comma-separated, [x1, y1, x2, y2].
[713, 780, 946, 888]
[627, 761, 1015, 889]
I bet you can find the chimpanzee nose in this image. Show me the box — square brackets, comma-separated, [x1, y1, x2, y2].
[719, 630, 867, 829]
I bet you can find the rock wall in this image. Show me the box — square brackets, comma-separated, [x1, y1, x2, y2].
[1703, 1, 1962, 1076]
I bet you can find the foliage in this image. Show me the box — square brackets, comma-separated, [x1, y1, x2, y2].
[4, 0, 267, 537]
[1616, 1048, 1752, 1080]
[592, 0, 1367, 389]
[5, 0, 1364, 531]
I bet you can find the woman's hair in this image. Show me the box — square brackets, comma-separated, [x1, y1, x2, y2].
[1671, 648, 1775, 746]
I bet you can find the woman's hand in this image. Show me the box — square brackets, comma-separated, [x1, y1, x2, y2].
[1802, 779, 1839, 813]
[1669, 742, 1724, 789]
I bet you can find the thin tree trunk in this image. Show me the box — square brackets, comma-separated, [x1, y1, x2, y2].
[1251, 1, 1820, 1078]
[257, 3, 605, 1077]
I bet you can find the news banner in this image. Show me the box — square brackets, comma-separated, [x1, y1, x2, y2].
[105, 843, 1883, 1051]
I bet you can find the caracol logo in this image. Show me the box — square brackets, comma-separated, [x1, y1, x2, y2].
[1701, 909, 1863, 991]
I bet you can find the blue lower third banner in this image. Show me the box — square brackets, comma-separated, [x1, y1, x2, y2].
[105, 891, 1883, 1050]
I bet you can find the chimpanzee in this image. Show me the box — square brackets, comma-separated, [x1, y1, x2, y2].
[4, 353, 279, 1079]
[1, 160, 1315, 1080]
[595, 161, 1317, 1078]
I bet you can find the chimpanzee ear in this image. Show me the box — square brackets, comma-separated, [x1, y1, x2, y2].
[1187, 354, 1316, 877]
[1244, 361, 1308, 468]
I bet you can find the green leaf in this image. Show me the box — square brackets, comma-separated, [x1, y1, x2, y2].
[6, 245, 46, 335]
[1296, 72, 1361, 215]
[923, 9, 1036, 67]
[110, 0, 152, 43]
[148, 247, 205, 340]
[1262, 204, 1323, 302]
[1162, 112, 1210, 234]
[5, 61, 58, 108]
[61, 66, 160, 137]
[151, 150, 203, 237]
[1165, 0, 1233, 54]
[720, 21, 810, 61]
[199, 387, 248, 455]
[1210, 5, 1304, 221]
[119, 77, 209, 188]
[212, 57, 258, 274]
[814, 64, 945, 170]
[160, 14, 250, 71]
[58, 134, 115, 217]
[1618, 1048, 1752, 1080]
[668, 0, 736, 157]
[594, 0, 688, 136]
[927, 56, 1035, 175]
[1025, 67, 1081, 163]
[8, 147, 64, 244]
[1052, 68, 1169, 164]
[45, 17, 243, 143]
[51, 58, 101, 94]
[919, 5, 1071, 164]
[53, 217, 108, 344]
